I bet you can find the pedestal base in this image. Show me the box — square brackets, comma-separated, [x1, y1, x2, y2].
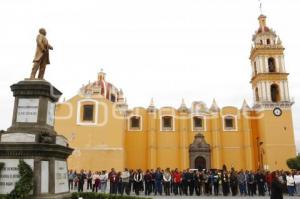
[0, 143, 73, 198]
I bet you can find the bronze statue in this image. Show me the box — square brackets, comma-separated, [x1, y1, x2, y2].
[30, 28, 53, 79]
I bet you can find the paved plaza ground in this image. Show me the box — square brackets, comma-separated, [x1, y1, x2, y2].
[71, 187, 297, 199]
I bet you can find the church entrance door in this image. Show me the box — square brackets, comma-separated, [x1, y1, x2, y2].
[195, 156, 206, 170]
[189, 133, 211, 169]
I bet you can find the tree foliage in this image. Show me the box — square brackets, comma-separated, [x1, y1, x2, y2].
[6, 160, 33, 199]
[287, 155, 300, 170]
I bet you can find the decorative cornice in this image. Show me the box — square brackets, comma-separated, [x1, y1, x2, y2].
[11, 80, 62, 102]
[251, 72, 289, 85]
[0, 143, 73, 159]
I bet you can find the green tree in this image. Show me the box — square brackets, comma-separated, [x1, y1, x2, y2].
[6, 160, 33, 199]
[287, 155, 300, 170]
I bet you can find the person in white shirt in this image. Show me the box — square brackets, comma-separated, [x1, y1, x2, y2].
[163, 168, 172, 196]
[294, 171, 300, 196]
[121, 168, 130, 195]
[92, 172, 100, 192]
[286, 172, 295, 196]
[99, 170, 108, 193]
[133, 169, 143, 195]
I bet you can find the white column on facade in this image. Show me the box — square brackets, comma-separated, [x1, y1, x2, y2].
[258, 82, 263, 101]
[264, 56, 268, 73]
[284, 81, 290, 101]
[264, 82, 269, 101]
[261, 82, 267, 101]
[278, 55, 283, 72]
[279, 81, 286, 101]
[275, 56, 280, 72]
[266, 82, 271, 101]
[259, 56, 264, 73]
[256, 57, 259, 73]
[281, 55, 286, 72]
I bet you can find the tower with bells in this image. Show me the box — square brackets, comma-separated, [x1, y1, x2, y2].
[250, 15, 296, 170]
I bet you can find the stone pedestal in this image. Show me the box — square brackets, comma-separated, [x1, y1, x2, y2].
[0, 80, 73, 199]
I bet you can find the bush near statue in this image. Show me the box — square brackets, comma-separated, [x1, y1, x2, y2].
[0, 160, 33, 199]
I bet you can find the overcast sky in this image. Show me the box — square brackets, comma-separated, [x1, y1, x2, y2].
[0, 0, 299, 150]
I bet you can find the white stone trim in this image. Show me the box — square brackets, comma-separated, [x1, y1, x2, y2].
[279, 81, 285, 101]
[281, 55, 286, 72]
[1, 133, 35, 143]
[284, 81, 290, 101]
[191, 114, 206, 132]
[264, 56, 268, 72]
[76, 99, 99, 126]
[258, 82, 263, 102]
[127, 115, 143, 131]
[222, 114, 238, 132]
[275, 56, 280, 72]
[260, 56, 264, 73]
[266, 81, 271, 101]
[160, 115, 175, 132]
[262, 82, 267, 101]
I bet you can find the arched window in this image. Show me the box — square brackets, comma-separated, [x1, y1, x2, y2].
[255, 87, 259, 102]
[129, 116, 141, 130]
[161, 116, 174, 131]
[271, 84, 280, 102]
[267, 39, 271, 45]
[260, 40, 263, 45]
[268, 57, 276, 72]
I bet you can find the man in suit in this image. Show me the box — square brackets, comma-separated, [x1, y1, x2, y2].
[30, 28, 53, 79]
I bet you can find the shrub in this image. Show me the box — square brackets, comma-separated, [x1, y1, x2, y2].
[71, 192, 151, 199]
[287, 155, 300, 170]
[6, 160, 34, 199]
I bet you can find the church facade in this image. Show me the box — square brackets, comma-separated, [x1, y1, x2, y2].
[55, 15, 296, 172]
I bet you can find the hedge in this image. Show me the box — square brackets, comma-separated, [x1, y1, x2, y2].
[71, 193, 151, 199]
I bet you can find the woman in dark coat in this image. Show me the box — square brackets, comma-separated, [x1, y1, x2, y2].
[221, 171, 230, 196]
[270, 171, 283, 199]
[229, 171, 238, 196]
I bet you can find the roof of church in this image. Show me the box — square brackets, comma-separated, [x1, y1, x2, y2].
[79, 69, 123, 103]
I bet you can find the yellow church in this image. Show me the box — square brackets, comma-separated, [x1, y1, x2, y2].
[55, 15, 297, 172]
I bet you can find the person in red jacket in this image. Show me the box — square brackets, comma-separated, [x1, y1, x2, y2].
[266, 171, 272, 196]
[173, 168, 182, 195]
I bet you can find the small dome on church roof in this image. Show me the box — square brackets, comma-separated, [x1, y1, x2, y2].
[79, 69, 122, 103]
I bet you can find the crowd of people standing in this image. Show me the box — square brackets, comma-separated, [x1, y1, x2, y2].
[68, 167, 300, 198]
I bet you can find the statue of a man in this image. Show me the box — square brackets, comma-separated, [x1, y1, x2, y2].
[30, 28, 53, 79]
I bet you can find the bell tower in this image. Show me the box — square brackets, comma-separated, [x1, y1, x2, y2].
[250, 15, 296, 170]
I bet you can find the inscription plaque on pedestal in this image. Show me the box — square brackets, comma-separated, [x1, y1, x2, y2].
[41, 161, 49, 193]
[1, 133, 35, 143]
[0, 159, 34, 194]
[54, 160, 68, 194]
[47, 101, 55, 126]
[16, 98, 39, 123]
